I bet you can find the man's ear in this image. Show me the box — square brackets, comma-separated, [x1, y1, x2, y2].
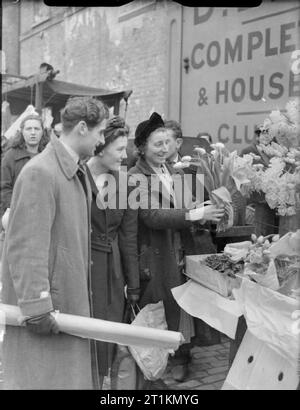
[176, 137, 183, 150]
[76, 121, 87, 136]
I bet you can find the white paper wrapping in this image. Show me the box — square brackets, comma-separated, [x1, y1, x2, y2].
[171, 280, 243, 339]
[222, 330, 299, 390]
[269, 230, 300, 258]
[232, 280, 300, 366]
[0, 303, 183, 350]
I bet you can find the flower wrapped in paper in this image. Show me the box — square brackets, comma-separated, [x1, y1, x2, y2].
[210, 186, 234, 232]
[174, 143, 248, 231]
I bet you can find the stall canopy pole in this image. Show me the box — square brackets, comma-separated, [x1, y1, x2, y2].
[123, 90, 133, 121]
[35, 80, 43, 114]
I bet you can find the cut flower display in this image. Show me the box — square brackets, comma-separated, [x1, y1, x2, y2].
[235, 98, 300, 216]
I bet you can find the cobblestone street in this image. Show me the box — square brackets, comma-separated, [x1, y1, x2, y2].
[0, 335, 230, 390]
[164, 337, 230, 390]
[101, 335, 230, 391]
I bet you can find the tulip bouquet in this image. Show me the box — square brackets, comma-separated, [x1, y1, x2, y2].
[174, 143, 248, 231]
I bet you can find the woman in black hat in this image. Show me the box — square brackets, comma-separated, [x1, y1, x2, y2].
[128, 112, 224, 388]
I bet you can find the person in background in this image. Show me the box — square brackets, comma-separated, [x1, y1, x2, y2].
[129, 112, 224, 388]
[164, 120, 183, 166]
[1, 96, 108, 389]
[196, 131, 212, 144]
[53, 122, 63, 138]
[39, 62, 59, 80]
[39, 62, 54, 74]
[86, 116, 140, 388]
[0, 114, 49, 218]
[240, 126, 261, 157]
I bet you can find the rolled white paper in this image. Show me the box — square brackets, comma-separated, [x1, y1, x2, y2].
[0, 303, 184, 350]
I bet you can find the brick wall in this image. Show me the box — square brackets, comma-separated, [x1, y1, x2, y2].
[2, 0, 20, 74]
[12, 1, 180, 138]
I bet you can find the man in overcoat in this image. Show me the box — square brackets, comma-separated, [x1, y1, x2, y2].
[1, 96, 108, 389]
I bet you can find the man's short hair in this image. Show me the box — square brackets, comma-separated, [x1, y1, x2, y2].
[197, 132, 212, 144]
[164, 120, 182, 140]
[40, 62, 54, 72]
[61, 96, 109, 132]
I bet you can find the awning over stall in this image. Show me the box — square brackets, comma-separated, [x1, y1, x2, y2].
[2, 73, 132, 123]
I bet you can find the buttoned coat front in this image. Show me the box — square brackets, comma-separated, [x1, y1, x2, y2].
[87, 167, 139, 376]
[1, 134, 95, 389]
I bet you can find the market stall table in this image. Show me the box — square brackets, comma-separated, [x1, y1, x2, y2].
[171, 280, 243, 340]
[172, 253, 300, 390]
[223, 279, 299, 390]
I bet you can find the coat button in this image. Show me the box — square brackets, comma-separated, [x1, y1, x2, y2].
[143, 268, 150, 277]
[90, 261, 94, 266]
[154, 249, 160, 255]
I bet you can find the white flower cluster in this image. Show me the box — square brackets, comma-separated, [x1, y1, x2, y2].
[247, 156, 299, 216]
[258, 98, 300, 151]
[235, 98, 300, 215]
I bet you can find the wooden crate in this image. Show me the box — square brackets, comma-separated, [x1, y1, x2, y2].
[185, 254, 241, 297]
[216, 225, 255, 238]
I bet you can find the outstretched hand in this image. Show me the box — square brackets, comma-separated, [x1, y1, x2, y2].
[202, 204, 225, 222]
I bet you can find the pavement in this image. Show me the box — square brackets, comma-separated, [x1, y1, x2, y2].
[163, 336, 230, 390]
[101, 335, 230, 390]
[0, 330, 230, 391]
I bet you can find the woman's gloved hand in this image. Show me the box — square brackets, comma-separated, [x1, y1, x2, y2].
[25, 312, 60, 335]
[126, 287, 140, 307]
[127, 293, 140, 306]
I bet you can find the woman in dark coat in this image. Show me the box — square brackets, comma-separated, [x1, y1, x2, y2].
[128, 112, 224, 388]
[0, 114, 49, 217]
[87, 116, 140, 388]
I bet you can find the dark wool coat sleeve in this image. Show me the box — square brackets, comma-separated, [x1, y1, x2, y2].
[0, 148, 32, 217]
[118, 207, 140, 292]
[128, 170, 192, 230]
[5, 165, 56, 316]
[139, 207, 191, 230]
[1, 150, 15, 215]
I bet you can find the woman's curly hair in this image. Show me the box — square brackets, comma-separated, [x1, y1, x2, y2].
[9, 114, 50, 152]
